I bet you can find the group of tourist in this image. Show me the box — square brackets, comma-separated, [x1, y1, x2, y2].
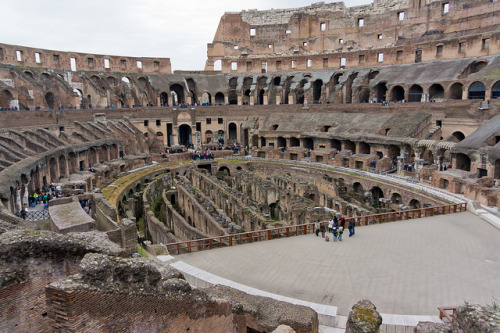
[314, 215, 356, 242]
[191, 151, 215, 160]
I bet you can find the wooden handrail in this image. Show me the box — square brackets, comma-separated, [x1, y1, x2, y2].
[166, 202, 467, 255]
[438, 306, 457, 322]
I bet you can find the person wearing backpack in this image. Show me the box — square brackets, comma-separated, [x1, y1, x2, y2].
[332, 226, 338, 242]
[348, 220, 354, 237]
[338, 226, 344, 241]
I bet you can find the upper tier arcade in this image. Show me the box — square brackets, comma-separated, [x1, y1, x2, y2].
[205, 0, 500, 73]
[0, 43, 171, 74]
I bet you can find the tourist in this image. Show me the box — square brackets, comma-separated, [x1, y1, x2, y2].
[333, 215, 338, 228]
[339, 216, 346, 229]
[320, 224, 326, 238]
[348, 219, 354, 237]
[314, 220, 320, 236]
[328, 219, 333, 233]
[338, 225, 344, 241]
[332, 226, 338, 242]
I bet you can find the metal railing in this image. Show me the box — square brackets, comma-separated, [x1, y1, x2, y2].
[166, 202, 467, 255]
[24, 210, 50, 221]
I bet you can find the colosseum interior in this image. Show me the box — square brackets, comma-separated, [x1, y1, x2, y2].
[1, 0, 500, 332]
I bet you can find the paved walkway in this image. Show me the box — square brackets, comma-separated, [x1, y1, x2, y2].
[176, 212, 500, 316]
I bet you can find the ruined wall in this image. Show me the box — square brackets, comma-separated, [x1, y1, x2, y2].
[0, 42, 171, 74]
[206, 0, 500, 73]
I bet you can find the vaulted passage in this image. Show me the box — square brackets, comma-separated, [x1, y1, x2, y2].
[179, 124, 192, 146]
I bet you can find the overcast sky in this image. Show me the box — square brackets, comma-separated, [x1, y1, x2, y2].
[0, 0, 372, 71]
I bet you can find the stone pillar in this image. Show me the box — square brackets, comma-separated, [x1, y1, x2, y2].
[186, 96, 192, 105]
[23, 184, 29, 207]
[225, 95, 229, 105]
[275, 94, 281, 105]
[288, 93, 294, 105]
[250, 95, 255, 106]
[237, 95, 243, 106]
[16, 187, 22, 213]
[172, 127, 179, 145]
[263, 93, 268, 105]
[194, 131, 202, 150]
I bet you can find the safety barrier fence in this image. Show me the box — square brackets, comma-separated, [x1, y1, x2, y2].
[166, 202, 467, 255]
[438, 306, 457, 323]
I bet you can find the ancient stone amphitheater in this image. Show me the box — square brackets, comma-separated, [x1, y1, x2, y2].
[1, 0, 499, 332]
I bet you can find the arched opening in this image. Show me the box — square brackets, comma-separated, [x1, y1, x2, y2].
[251, 134, 258, 147]
[215, 92, 225, 105]
[58, 155, 67, 179]
[452, 131, 465, 142]
[290, 137, 300, 147]
[449, 82, 463, 100]
[243, 89, 251, 105]
[408, 85, 423, 102]
[106, 76, 116, 87]
[491, 81, 500, 99]
[0, 90, 13, 108]
[495, 160, 500, 179]
[170, 84, 185, 105]
[213, 59, 222, 71]
[343, 140, 355, 152]
[429, 84, 444, 100]
[218, 166, 230, 176]
[313, 79, 323, 103]
[375, 83, 387, 102]
[370, 186, 384, 203]
[391, 193, 402, 204]
[258, 89, 265, 105]
[387, 145, 401, 160]
[68, 152, 78, 173]
[45, 92, 56, 109]
[160, 92, 169, 106]
[205, 130, 213, 144]
[260, 137, 267, 147]
[98, 146, 109, 163]
[156, 131, 164, 143]
[228, 77, 238, 105]
[277, 137, 287, 148]
[455, 153, 471, 171]
[409, 199, 421, 209]
[390, 86, 405, 102]
[352, 182, 364, 194]
[228, 123, 237, 141]
[49, 157, 57, 182]
[468, 81, 486, 100]
[331, 139, 341, 150]
[201, 92, 212, 105]
[358, 87, 370, 103]
[178, 124, 192, 146]
[110, 144, 118, 160]
[273, 77, 281, 86]
[358, 142, 370, 154]
[303, 138, 314, 150]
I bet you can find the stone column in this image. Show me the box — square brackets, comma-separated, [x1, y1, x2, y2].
[16, 187, 22, 213]
[237, 95, 242, 106]
[288, 93, 294, 105]
[250, 95, 255, 106]
[263, 93, 268, 105]
[23, 184, 29, 207]
[275, 94, 281, 105]
[172, 127, 179, 145]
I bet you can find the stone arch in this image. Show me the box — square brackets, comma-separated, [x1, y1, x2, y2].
[228, 123, 237, 141]
[110, 144, 118, 160]
[69, 152, 78, 174]
[258, 89, 265, 105]
[179, 124, 192, 146]
[358, 142, 370, 154]
[201, 92, 211, 105]
[468, 81, 486, 100]
[156, 132, 164, 143]
[228, 77, 238, 105]
[408, 84, 423, 102]
[331, 139, 341, 150]
[391, 193, 402, 204]
[218, 166, 230, 176]
[409, 199, 421, 209]
[290, 137, 300, 147]
[452, 131, 465, 142]
[58, 155, 67, 179]
[160, 92, 169, 106]
[205, 130, 213, 144]
[390, 85, 405, 102]
[106, 76, 116, 87]
[358, 86, 370, 103]
[99, 146, 109, 162]
[251, 134, 258, 147]
[215, 92, 225, 105]
[0, 89, 14, 108]
[313, 79, 323, 103]
[374, 82, 387, 102]
[429, 84, 445, 100]
[352, 182, 364, 194]
[277, 137, 287, 148]
[49, 157, 57, 182]
[343, 140, 356, 152]
[449, 82, 463, 100]
[170, 84, 185, 105]
[491, 81, 500, 99]
[303, 138, 314, 150]
[45, 92, 57, 109]
[387, 145, 401, 159]
[455, 153, 471, 171]
[370, 186, 384, 202]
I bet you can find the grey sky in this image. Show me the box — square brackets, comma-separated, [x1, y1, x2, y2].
[0, 0, 371, 71]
